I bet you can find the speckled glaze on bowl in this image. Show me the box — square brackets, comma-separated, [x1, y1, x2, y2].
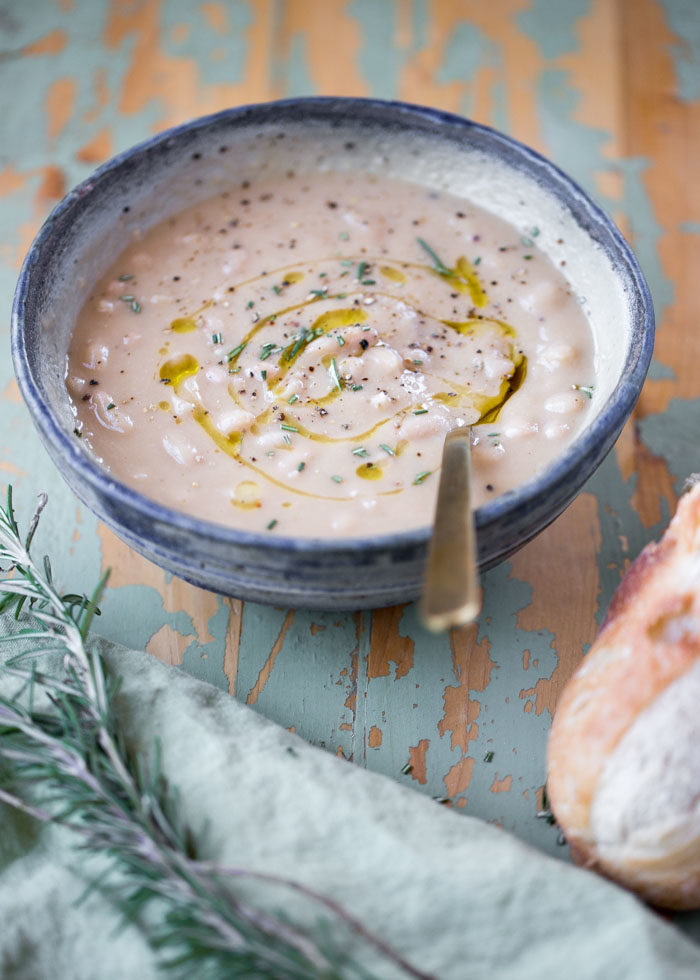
[12, 98, 653, 610]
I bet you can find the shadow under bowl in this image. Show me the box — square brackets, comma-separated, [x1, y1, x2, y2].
[11, 98, 654, 610]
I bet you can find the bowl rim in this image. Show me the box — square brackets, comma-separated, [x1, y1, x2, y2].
[11, 95, 654, 557]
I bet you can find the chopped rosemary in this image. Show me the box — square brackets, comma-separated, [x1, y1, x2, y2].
[340, 259, 353, 267]
[483, 751, 494, 763]
[413, 470, 432, 485]
[281, 324, 324, 365]
[339, 231, 349, 241]
[413, 408, 428, 415]
[352, 385, 363, 391]
[272, 284, 282, 295]
[287, 394, 299, 405]
[282, 327, 309, 363]
[523, 254, 533, 260]
[118, 272, 133, 281]
[212, 332, 223, 344]
[416, 237, 450, 276]
[283, 433, 291, 445]
[400, 762, 413, 775]
[329, 358, 342, 392]
[227, 342, 247, 362]
[361, 279, 376, 286]
[310, 288, 327, 298]
[331, 475, 343, 483]
[280, 423, 298, 433]
[297, 461, 305, 472]
[246, 300, 254, 309]
[352, 447, 369, 457]
[473, 256, 481, 265]
[357, 260, 368, 280]
[106, 402, 116, 411]
[119, 295, 141, 313]
[261, 369, 267, 380]
[337, 335, 345, 346]
[574, 384, 595, 399]
[259, 342, 277, 361]
[266, 518, 278, 530]
[379, 443, 395, 456]
[521, 236, 534, 247]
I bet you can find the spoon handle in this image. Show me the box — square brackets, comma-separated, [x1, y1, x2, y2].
[419, 427, 481, 632]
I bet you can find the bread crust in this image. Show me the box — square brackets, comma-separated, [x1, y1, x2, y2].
[547, 482, 700, 909]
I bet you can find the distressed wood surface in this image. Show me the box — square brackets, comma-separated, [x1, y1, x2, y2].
[2, 0, 699, 888]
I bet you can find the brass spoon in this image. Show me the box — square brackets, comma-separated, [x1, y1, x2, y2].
[419, 427, 481, 632]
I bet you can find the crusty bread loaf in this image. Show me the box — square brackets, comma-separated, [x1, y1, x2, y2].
[547, 480, 700, 909]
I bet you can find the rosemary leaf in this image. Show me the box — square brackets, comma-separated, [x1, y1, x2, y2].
[328, 358, 342, 392]
[416, 238, 450, 276]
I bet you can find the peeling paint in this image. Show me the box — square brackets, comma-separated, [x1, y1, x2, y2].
[444, 756, 474, 798]
[246, 609, 296, 705]
[368, 725, 382, 748]
[45, 76, 76, 141]
[23, 29, 68, 57]
[659, 0, 700, 101]
[517, 0, 590, 58]
[490, 773, 513, 794]
[368, 605, 414, 680]
[408, 738, 430, 785]
[76, 126, 113, 163]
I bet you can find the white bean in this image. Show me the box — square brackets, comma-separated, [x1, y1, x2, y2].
[544, 392, 586, 415]
[214, 408, 255, 435]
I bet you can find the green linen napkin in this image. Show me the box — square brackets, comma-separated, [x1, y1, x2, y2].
[1, 627, 699, 980]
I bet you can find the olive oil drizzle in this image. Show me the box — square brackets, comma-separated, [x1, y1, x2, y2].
[453, 257, 487, 307]
[480, 356, 527, 424]
[159, 354, 199, 386]
[159, 254, 524, 502]
[191, 406, 355, 501]
[188, 254, 481, 305]
[277, 309, 369, 377]
[169, 299, 213, 335]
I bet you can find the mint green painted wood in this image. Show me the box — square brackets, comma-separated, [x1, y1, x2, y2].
[660, 0, 700, 101]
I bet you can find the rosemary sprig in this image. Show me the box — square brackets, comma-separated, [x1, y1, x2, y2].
[0, 487, 429, 979]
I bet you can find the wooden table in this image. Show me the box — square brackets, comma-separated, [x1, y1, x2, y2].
[2, 0, 699, 918]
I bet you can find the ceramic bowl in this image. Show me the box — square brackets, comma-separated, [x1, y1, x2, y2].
[12, 98, 653, 610]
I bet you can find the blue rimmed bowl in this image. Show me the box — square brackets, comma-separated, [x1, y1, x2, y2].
[11, 97, 653, 610]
